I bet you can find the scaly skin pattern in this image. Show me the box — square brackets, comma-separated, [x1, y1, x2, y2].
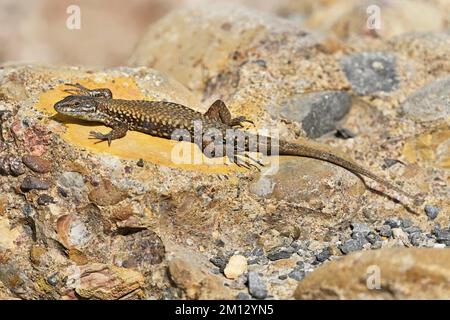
[54, 83, 416, 200]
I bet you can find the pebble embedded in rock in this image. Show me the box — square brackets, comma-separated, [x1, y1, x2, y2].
[425, 205, 440, 220]
[401, 75, 450, 121]
[384, 218, 401, 229]
[288, 268, 306, 281]
[351, 223, 371, 236]
[210, 256, 227, 272]
[37, 194, 54, 206]
[224, 255, 248, 279]
[0, 156, 26, 176]
[366, 232, 381, 245]
[136, 159, 144, 167]
[315, 248, 331, 263]
[22, 155, 52, 173]
[247, 271, 267, 299]
[341, 52, 399, 95]
[88, 179, 127, 206]
[379, 224, 393, 238]
[20, 176, 50, 192]
[339, 239, 363, 254]
[267, 247, 294, 261]
[280, 91, 352, 138]
[434, 229, 450, 246]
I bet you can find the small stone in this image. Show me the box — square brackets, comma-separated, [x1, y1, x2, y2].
[379, 224, 393, 238]
[210, 256, 227, 272]
[37, 194, 54, 206]
[392, 228, 410, 246]
[371, 242, 382, 249]
[236, 292, 251, 300]
[296, 261, 305, 268]
[401, 219, 413, 229]
[57, 171, 85, 189]
[335, 127, 356, 139]
[434, 229, 450, 246]
[9, 157, 26, 176]
[315, 248, 331, 263]
[366, 232, 382, 245]
[22, 155, 52, 173]
[351, 223, 371, 236]
[224, 255, 248, 280]
[384, 218, 401, 228]
[288, 268, 305, 281]
[0, 156, 25, 176]
[409, 233, 421, 247]
[341, 52, 399, 95]
[339, 239, 363, 254]
[136, 159, 144, 167]
[267, 247, 294, 261]
[278, 274, 288, 280]
[88, 179, 127, 206]
[20, 176, 50, 192]
[47, 274, 58, 286]
[247, 272, 267, 299]
[425, 205, 440, 220]
[403, 226, 421, 235]
[352, 232, 369, 246]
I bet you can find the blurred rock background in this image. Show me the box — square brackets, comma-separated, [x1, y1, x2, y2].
[1, 0, 448, 67]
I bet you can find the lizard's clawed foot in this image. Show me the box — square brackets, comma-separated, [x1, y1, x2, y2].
[89, 131, 112, 146]
[230, 116, 254, 128]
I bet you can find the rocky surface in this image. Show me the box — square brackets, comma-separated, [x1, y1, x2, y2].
[0, 1, 449, 300]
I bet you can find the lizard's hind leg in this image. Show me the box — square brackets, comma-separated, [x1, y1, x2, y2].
[64, 83, 113, 99]
[205, 100, 254, 127]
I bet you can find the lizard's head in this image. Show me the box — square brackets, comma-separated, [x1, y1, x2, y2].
[54, 95, 99, 121]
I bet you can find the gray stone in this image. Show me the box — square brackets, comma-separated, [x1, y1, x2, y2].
[248, 272, 268, 299]
[280, 91, 352, 138]
[401, 219, 413, 229]
[341, 52, 399, 95]
[425, 205, 440, 220]
[385, 218, 401, 228]
[57, 171, 85, 189]
[379, 224, 393, 238]
[351, 232, 369, 246]
[351, 223, 371, 236]
[267, 247, 295, 261]
[236, 292, 251, 300]
[20, 176, 50, 192]
[434, 229, 450, 246]
[401, 76, 450, 121]
[366, 232, 382, 245]
[288, 269, 305, 281]
[339, 239, 363, 254]
[315, 248, 331, 263]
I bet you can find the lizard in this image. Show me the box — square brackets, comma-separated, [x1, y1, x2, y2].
[53, 83, 419, 202]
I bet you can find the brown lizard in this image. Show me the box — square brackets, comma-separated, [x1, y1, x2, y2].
[53, 83, 418, 201]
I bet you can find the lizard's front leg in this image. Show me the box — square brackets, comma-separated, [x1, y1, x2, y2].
[89, 122, 128, 146]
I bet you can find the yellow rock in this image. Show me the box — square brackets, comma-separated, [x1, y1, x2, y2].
[0, 218, 20, 250]
[402, 127, 450, 169]
[35, 77, 238, 174]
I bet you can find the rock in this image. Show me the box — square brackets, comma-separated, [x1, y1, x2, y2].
[37, 194, 54, 206]
[339, 239, 363, 254]
[112, 229, 165, 270]
[280, 91, 351, 138]
[250, 157, 364, 208]
[384, 218, 401, 229]
[315, 248, 331, 263]
[236, 292, 251, 300]
[0, 156, 26, 176]
[434, 229, 450, 246]
[224, 255, 248, 279]
[401, 75, 450, 122]
[73, 263, 144, 300]
[425, 205, 440, 220]
[366, 232, 381, 245]
[21, 155, 52, 173]
[378, 225, 393, 238]
[209, 256, 227, 272]
[351, 223, 371, 236]
[401, 219, 413, 229]
[392, 228, 411, 246]
[294, 248, 450, 299]
[341, 52, 399, 95]
[267, 247, 295, 261]
[20, 176, 50, 192]
[288, 268, 306, 281]
[88, 179, 127, 206]
[168, 256, 233, 300]
[247, 271, 268, 299]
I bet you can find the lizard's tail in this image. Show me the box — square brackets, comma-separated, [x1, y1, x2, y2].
[277, 138, 416, 200]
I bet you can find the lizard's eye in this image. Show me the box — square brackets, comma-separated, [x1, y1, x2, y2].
[74, 101, 80, 106]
